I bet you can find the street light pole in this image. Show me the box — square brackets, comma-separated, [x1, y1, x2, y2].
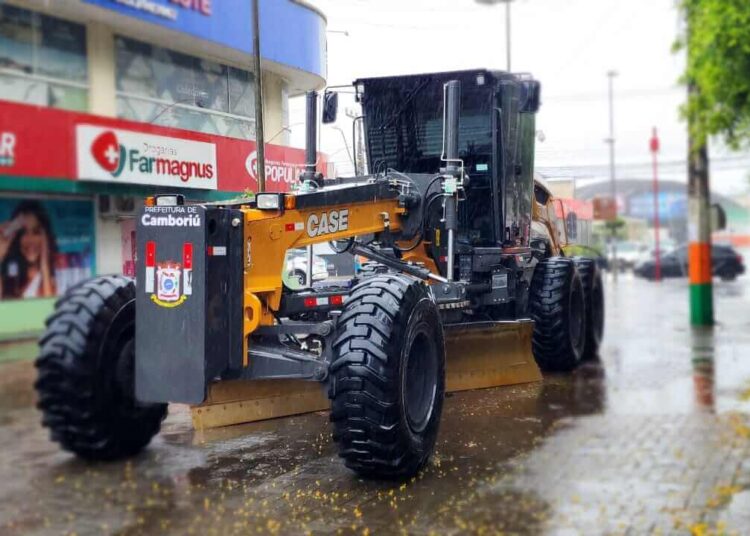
[252, 0, 266, 193]
[606, 70, 618, 281]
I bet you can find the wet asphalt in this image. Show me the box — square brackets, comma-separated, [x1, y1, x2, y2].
[1, 272, 750, 535]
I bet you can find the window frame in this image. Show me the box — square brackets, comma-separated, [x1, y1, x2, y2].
[0, 6, 89, 111]
[114, 35, 258, 140]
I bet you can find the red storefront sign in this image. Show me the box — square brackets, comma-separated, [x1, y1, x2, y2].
[0, 100, 325, 193]
[554, 198, 594, 220]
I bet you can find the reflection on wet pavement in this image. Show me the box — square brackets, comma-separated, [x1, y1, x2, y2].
[1, 276, 750, 534]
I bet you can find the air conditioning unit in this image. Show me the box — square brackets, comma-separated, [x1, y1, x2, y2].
[98, 195, 138, 219]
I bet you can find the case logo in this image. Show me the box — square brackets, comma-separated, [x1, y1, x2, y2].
[306, 209, 349, 238]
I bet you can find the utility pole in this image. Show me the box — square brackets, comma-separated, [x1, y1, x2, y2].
[504, 0, 511, 71]
[687, 85, 713, 325]
[252, 0, 266, 192]
[650, 127, 662, 281]
[606, 70, 618, 281]
[475, 0, 513, 71]
[686, 6, 713, 326]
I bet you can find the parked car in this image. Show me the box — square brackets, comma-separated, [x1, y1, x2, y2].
[634, 244, 745, 281]
[284, 248, 331, 287]
[609, 241, 648, 271]
[635, 240, 676, 268]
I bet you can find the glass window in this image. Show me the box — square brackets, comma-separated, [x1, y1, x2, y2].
[228, 67, 254, 117]
[37, 14, 87, 81]
[116, 36, 256, 140]
[115, 37, 156, 97]
[0, 6, 87, 112]
[363, 76, 492, 174]
[0, 6, 33, 73]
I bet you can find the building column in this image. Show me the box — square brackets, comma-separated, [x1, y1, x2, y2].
[87, 22, 117, 117]
[262, 72, 286, 144]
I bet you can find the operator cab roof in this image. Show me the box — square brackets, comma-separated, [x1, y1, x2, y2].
[353, 69, 531, 88]
[352, 69, 541, 112]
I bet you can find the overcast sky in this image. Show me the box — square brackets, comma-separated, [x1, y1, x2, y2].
[289, 0, 749, 195]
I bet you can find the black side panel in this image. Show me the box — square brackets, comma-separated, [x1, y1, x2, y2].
[204, 207, 244, 375]
[136, 204, 207, 404]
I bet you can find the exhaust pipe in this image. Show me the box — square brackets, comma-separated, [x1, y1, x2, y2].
[443, 80, 461, 176]
[300, 91, 319, 286]
[443, 80, 461, 281]
[300, 91, 318, 184]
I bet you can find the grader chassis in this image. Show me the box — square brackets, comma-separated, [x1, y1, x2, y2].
[35, 70, 604, 478]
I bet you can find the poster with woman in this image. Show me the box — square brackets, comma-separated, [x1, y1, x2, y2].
[0, 197, 94, 300]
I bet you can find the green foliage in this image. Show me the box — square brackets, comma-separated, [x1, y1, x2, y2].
[677, 0, 750, 149]
[604, 218, 626, 233]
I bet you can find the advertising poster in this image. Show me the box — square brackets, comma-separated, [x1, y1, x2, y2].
[0, 197, 95, 300]
[121, 217, 136, 278]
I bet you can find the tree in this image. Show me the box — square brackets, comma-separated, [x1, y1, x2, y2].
[676, 0, 750, 149]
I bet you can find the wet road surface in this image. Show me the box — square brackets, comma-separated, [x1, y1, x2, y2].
[1, 275, 750, 535]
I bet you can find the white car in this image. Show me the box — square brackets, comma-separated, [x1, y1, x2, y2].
[284, 248, 330, 287]
[609, 241, 647, 271]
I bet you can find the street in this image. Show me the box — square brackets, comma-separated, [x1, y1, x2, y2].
[1, 274, 749, 535]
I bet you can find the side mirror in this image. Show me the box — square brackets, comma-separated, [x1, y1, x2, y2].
[711, 203, 727, 231]
[566, 211, 578, 240]
[322, 91, 339, 124]
[520, 80, 541, 113]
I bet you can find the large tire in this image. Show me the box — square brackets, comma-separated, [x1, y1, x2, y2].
[328, 274, 445, 478]
[35, 275, 167, 460]
[573, 257, 605, 361]
[529, 258, 586, 372]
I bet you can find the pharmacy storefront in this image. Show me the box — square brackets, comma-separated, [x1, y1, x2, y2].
[0, 0, 327, 338]
[0, 100, 325, 338]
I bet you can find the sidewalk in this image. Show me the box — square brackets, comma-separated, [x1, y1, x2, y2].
[0, 339, 37, 364]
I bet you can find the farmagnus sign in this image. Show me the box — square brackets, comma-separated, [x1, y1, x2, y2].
[76, 125, 217, 190]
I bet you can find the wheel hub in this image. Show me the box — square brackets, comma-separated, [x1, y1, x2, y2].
[404, 331, 438, 434]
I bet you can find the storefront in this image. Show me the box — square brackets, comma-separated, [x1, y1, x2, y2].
[0, 0, 328, 338]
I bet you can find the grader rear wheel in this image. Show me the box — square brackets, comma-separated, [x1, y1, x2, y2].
[529, 257, 586, 372]
[328, 274, 445, 479]
[573, 257, 605, 361]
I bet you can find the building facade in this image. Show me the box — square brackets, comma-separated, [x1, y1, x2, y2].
[0, 0, 327, 338]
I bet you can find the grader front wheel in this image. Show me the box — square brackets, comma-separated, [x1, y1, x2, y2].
[35, 276, 167, 460]
[328, 274, 445, 479]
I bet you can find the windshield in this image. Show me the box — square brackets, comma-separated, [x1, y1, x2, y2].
[361, 76, 493, 175]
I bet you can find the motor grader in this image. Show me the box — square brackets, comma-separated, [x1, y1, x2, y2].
[35, 69, 603, 478]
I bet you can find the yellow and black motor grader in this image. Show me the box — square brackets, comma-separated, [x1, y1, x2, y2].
[35, 70, 603, 478]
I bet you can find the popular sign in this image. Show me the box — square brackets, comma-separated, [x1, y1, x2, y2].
[77, 125, 217, 190]
[245, 150, 302, 187]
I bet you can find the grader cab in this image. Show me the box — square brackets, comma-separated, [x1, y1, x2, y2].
[35, 69, 604, 478]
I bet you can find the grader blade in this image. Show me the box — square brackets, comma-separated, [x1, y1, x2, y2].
[191, 320, 541, 430]
[443, 320, 541, 392]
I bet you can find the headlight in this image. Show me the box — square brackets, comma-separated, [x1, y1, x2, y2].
[151, 194, 184, 207]
[256, 193, 281, 210]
